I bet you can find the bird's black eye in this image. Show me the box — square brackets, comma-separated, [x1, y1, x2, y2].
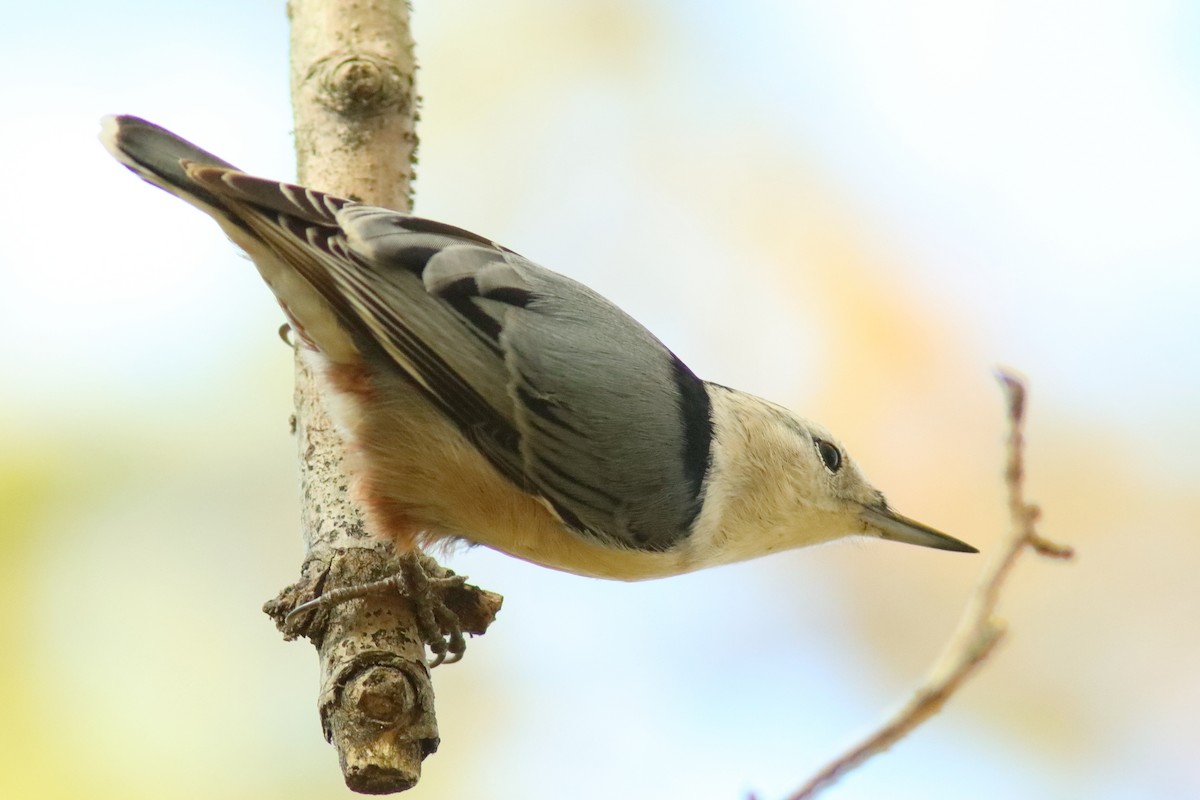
[814, 438, 842, 473]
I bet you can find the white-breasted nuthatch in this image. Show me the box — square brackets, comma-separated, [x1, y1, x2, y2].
[101, 115, 975, 607]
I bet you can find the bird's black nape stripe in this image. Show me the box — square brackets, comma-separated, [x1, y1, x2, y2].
[671, 354, 713, 529]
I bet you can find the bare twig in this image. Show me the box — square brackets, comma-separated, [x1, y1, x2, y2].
[786, 370, 1074, 800]
[258, 1, 501, 793]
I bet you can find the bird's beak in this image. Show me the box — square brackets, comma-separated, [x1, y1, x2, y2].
[859, 504, 978, 553]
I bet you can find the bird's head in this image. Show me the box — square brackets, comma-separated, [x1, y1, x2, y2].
[696, 387, 976, 566]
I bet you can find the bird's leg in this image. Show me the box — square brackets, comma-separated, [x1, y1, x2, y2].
[285, 551, 469, 666]
[400, 551, 468, 666]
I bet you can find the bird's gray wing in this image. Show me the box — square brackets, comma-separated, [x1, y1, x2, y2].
[104, 117, 711, 549]
[170, 166, 711, 549]
[332, 205, 714, 550]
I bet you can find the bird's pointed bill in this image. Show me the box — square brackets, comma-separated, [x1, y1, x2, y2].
[860, 505, 978, 553]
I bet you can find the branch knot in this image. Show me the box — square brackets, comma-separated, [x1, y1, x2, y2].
[309, 51, 412, 117]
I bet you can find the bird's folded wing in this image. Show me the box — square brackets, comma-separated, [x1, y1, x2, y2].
[189, 169, 711, 551]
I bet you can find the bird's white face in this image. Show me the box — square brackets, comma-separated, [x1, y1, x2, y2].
[685, 388, 973, 571]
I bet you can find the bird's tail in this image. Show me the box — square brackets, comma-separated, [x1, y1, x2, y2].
[100, 115, 243, 216]
[100, 115, 367, 364]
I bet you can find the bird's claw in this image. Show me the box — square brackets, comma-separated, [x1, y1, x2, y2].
[400, 552, 468, 667]
[285, 552, 470, 667]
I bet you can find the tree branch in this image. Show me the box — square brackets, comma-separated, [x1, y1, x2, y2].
[259, 1, 501, 793]
[786, 370, 1075, 800]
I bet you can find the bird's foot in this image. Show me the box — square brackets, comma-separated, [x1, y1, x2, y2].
[285, 551, 468, 667]
[400, 552, 468, 666]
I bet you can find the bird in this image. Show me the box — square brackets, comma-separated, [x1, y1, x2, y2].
[101, 114, 976, 661]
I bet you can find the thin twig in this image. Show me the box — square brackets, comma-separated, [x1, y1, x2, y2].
[785, 370, 1074, 800]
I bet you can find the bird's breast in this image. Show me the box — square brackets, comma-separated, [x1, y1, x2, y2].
[320, 360, 698, 581]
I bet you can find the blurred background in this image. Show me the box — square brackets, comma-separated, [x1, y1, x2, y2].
[1, 1, 1196, 798]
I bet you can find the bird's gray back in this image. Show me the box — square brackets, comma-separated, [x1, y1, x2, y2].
[336, 206, 713, 551]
